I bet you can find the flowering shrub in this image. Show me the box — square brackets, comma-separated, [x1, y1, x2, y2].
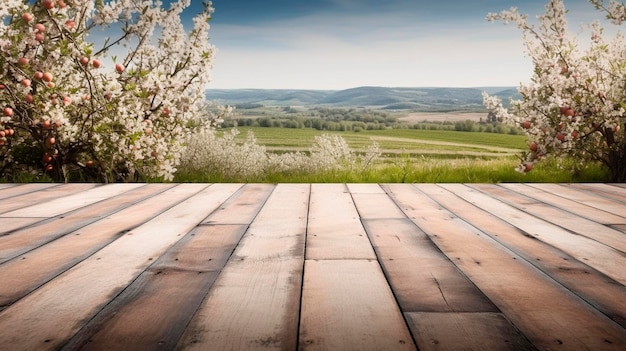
[178, 129, 381, 181]
[483, 0, 626, 181]
[0, 0, 221, 182]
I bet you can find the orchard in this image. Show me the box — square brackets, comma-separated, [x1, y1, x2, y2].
[483, 0, 626, 181]
[0, 0, 224, 182]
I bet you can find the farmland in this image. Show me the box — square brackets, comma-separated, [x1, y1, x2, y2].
[231, 126, 527, 159]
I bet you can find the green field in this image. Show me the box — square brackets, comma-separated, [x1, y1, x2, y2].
[193, 126, 608, 183]
[231, 126, 528, 158]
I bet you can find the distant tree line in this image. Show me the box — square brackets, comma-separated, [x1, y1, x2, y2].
[220, 107, 520, 135]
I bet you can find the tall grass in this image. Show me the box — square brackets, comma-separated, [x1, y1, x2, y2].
[175, 126, 609, 183]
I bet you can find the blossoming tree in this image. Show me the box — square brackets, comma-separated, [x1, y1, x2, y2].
[483, 0, 626, 181]
[0, 0, 223, 182]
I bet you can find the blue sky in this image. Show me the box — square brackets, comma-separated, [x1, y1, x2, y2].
[178, 0, 618, 89]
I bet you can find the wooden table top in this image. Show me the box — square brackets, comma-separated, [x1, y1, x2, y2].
[0, 183, 624, 350]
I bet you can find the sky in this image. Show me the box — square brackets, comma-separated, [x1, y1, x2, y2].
[178, 0, 618, 90]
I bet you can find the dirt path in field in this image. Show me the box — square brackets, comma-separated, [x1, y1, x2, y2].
[398, 112, 487, 123]
[368, 136, 521, 155]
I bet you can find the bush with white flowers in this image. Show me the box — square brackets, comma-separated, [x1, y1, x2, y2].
[178, 130, 381, 181]
[0, 0, 221, 182]
[483, 0, 626, 181]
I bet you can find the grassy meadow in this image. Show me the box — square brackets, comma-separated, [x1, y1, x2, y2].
[175, 126, 609, 183]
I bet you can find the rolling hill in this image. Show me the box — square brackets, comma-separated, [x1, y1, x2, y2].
[205, 86, 520, 111]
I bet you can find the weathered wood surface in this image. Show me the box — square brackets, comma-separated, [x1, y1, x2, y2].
[0, 183, 624, 350]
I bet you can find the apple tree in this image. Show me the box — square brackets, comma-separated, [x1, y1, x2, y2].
[483, 0, 626, 181]
[0, 0, 224, 182]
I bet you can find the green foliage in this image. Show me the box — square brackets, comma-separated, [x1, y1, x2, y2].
[174, 127, 607, 183]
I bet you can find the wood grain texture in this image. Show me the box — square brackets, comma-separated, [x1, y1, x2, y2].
[362, 218, 498, 313]
[299, 259, 416, 351]
[0, 183, 96, 214]
[0, 184, 241, 351]
[62, 224, 249, 350]
[386, 184, 626, 350]
[0, 183, 622, 351]
[176, 184, 309, 351]
[307, 183, 376, 260]
[439, 184, 626, 285]
[0, 183, 174, 264]
[499, 183, 626, 225]
[527, 183, 626, 218]
[405, 312, 535, 351]
[471, 183, 626, 252]
[419, 184, 626, 328]
[0, 183, 194, 309]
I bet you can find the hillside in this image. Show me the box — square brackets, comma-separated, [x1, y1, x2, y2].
[205, 86, 520, 111]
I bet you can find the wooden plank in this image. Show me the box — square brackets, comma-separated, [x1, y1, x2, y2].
[0, 217, 46, 235]
[0, 183, 199, 309]
[307, 183, 376, 260]
[499, 183, 626, 225]
[386, 184, 626, 350]
[346, 183, 386, 194]
[0, 183, 96, 214]
[62, 224, 249, 350]
[0, 183, 242, 351]
[0, 183, 58, 200]
[405, 312, 535, 351]
[419, 184, 626, 328]
[362, 218, 498, 313]
[471, 184, 626, 253]
[527, 183, 626, 218]
[350, 184, 406, 220]
[0, 183, 143, 217]
[201, 183, 275, 225]
[299, 260, 416, 350]
[0, 184, 172, 264]
[569, 183, 626, 203]
[440, 184, 626, 285]
[176, 184, 309, 351]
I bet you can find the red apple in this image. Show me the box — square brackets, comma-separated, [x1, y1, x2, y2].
[92, 59, 101, 68]
[34, 23, 45, 32]
[42, 153, 52, 163]
[86, 160, 94, 168]
[520, 121, 532, 129]
[25, 94, 34, 103]
[58, 0, 66, 8]
[42, 72, 53, 82]
[65, 20, 75, 29]
[42, 120, 52, 129]
[21, 79, 31, 87]
[79, 56, 89, 66]
[524, 163, 533, 172]
[45, 164, 53, 172]
[35, 33, 44, 42]
[115, 63, 124, 73]
[3, 107, 13, 117]
[571, 130, 579, 139]
[556, 133, 566, 142]
[42, 0, 55, 10]
[22, 13, 34, 22]
[46, 136, 55, 145]
[529, 141, 538, 152]
[18, 57, 29, 66]
[34, 71, 44, 80]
